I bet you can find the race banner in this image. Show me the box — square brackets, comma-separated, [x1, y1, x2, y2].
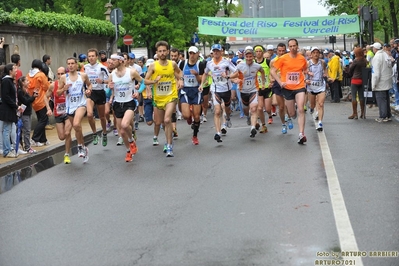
[198, 15, 359, 38]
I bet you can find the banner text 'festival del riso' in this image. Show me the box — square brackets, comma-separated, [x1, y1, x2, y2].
[198, 15, 359, 38]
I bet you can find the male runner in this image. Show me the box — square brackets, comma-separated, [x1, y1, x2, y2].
[58, 57, 92, 162]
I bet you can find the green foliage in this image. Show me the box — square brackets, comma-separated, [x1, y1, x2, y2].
[0, 8, 124, 37]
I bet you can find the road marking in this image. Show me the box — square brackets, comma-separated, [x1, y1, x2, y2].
[315, 121, 364, 265]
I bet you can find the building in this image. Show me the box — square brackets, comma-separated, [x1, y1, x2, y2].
[242, 0, 301, 18]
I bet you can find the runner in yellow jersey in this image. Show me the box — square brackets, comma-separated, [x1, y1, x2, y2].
[145, 41, 184, 157]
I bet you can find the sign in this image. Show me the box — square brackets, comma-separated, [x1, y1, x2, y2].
[110, 8, 123, 25]
[198, 15, 360, 38]
[192, 33, 199, 44]
[123, 35, 133, 45]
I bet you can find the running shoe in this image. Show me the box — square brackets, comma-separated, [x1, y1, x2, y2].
[287, 118, 293, 130]
[166, 145, 174, 157]
[106, 122, 112, 131]
[129, 141, 138, 154]
[139, 116, 145, 122]
[192, 136, 199, 145]
[268, 117, 273, 124]
[250, 128, 257, 138]
[78, 146, 85, 157]
[102, 133, 108, 146]
[259, 125, 268, 133]
[383, 117, 389, 122]
[375, 118, 384, 123]
[163, 143, 167, 153]
[177, 114, 182, 120]
[221, 124, 227, 135]
[202, 115, 207, 122]
[17, 149, 27, 155]
[226, 118, 232, 128]
[45, 141, 51, 145]
[27, 148, 37, 154]
[284, 114, 289, 122]
[5, 151, 18, 158]
[316, 122, 323, 132]
[173, 128, 178, 139]
[116, 137, 124, 146]
[125, 151, 133, 162]
[298, 134, 307, 144]
[153, 137, 159, 146]
[93, 134, 99, 145]
[64, 154, 71, 164]
[282, 124, 288, 134]
[113, 129, 118, 136]
[271, 105, 277, 116]
[214, 133, 222, 143]
[246, 116, 251, 125]
[255, 122, 260, 130]
[134, 121, 139, 130]
[83, 147, 89, 163]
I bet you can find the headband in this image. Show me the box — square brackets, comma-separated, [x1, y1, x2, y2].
[254, 45, 264, 52]
[110, 55, 125, 61]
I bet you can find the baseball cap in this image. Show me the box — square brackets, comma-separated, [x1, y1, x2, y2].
[99, 50, 106, 55]
[145, 59, 154, 67]
[237, 59, 243, 64]
[128, 52, 135, 59]
[310, 47, 320, 52]
[323, 49, 329, 54]
[371, 42, 382, 49]
[335, 49, 341, 53]
[395, 39, 399, 43]
[384, 43, 391, 48]
[267, 44, 274, 50]
[342, 51, 347, 55]
[211, 44, 222, 51]
[188, 46, 199, 53]
[245, 46, 253, 51]
[228, 50, 234, 55]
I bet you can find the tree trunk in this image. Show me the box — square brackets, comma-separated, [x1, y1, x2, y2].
[389, 0, 398, 37]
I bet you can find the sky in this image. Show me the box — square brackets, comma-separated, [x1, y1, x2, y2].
[300, 0, 330, 17]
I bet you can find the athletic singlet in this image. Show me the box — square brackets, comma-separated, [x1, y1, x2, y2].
[84, 63, 109, 91]
[66, 73, 86, 114]
[236, 62, 262, 93]
[52, 80, 66, 117]
[151, 60, 177, 99]
[307, 60, 326, 93]
[112, 68, 135, 103]
[272, 53, 307, 90]
[182, 60, 200, 88]
[205, 58, 237, 93]
[256, 58, 270, 88]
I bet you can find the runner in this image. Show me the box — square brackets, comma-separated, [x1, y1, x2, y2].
[108, 53, 141, 162]
[236, 47, 266, 138]
[145, 41, 184, 157]
[270, 39, 308, 144]
[57, 57, 92, 162]
[84, 48, 110, 147]
[254, 44, 272, 133]
[47, 67, 73, 163]
[270, 43, 289, 134]
[199, 44, 238, 143]
[178, 46, 206, 145]
[305, 47, 327, 132]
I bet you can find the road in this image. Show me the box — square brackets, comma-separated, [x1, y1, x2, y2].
[0, 101, 398, 266]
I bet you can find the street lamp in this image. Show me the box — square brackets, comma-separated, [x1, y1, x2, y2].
[341, 13, 348, 51]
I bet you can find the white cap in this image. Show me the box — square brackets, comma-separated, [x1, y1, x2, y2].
[146, 59, 154, 67]
[371, 42, 382, 50]
[188, 46, 199, 53]
[342, 51, 347, 55]
[335, 49, 341, 53]
[237, 59, 243, 64]
[245, 46, 253, 51]
[310, 47, 320, 52]
[267, 44, 274, 50]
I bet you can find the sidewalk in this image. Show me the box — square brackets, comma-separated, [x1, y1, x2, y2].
[0, 117, 99, 176]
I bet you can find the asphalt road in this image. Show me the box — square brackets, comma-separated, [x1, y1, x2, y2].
[0, 101, 398, 266]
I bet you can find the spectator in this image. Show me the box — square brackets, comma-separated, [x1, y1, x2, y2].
[11, 54, 23, 82]
[371, 42, 393, 122]
[42, 54, 55, 81]
[17, 76, 38, 153]
[348, 47, 367, 119]
[0, 63, 23, 158]
[27, 59, 51, 146]
[0, 37, 5, 65]
[99, 50, 108, 67]
[327, 50, 343, 103]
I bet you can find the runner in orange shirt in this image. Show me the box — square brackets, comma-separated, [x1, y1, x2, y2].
[270, 38, 308, 144]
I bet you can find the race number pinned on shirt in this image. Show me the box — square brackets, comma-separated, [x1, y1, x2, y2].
[243, 76, 255, 91]
[286, 72, 300, 85]
[157, 81, 172, 95]
[56, 102, 66, 115]
[184, 74, 198, 87]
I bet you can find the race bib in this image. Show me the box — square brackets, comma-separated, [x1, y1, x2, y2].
[308, 80, 324, 91]
[69, 95, 81, 103]
[214, 75, 227, 86]
[257, 74, 269, 88]
[157, 81, 172, 95]
[56, 102, 66, 115]
[184, 74, 198, 87]
[243, 76, 255, 91]
[286, 72, 300, 85]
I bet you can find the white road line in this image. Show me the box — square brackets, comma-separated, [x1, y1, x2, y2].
[315, 121, 364, 265]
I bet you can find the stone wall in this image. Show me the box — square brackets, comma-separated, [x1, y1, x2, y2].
[0, 23, 112, 74]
